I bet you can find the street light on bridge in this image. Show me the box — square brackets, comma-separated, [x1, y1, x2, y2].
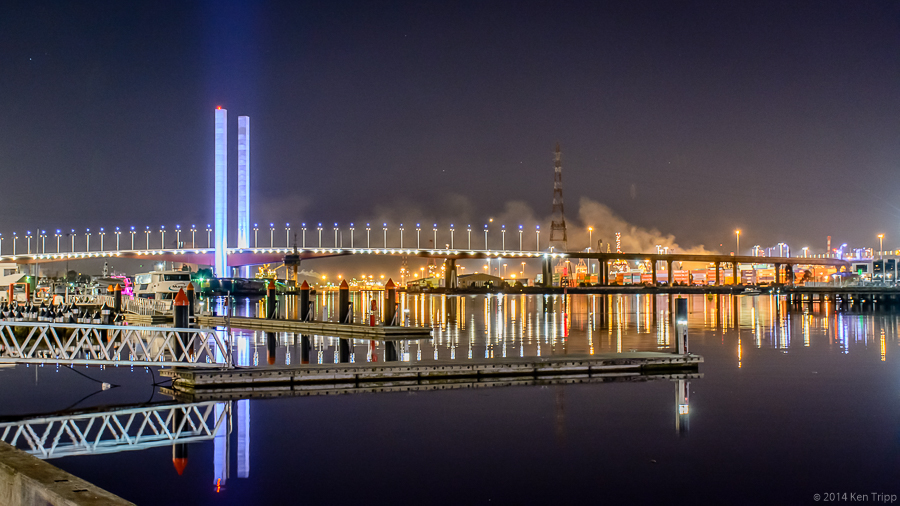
[130, 227, 135, 250]
[416, 224, 420, 249]
[878, 234, 885, 260]
[84, 229, 90, 252]
[588, 226, 593, 252]
[484, 224, 489, 251]
[115, 227, 121, 251]
[399, 224, 404, 248]
[467, 225, 472, 250]
[286, 223, 291, 247]
[26, 231, 31, 255]
[334, 223, 339, 247]
[12, 232, 16, 255]
[253, 224, 259, 248]
[270, 223, 275, 247]
[175, 225, 180, 249]
[301, 223, 307, 248]
[432, 224, 437, 249]
[55, 230, 61, 253]
[501, 225, 506, 250]
[99, 228, 105, 251]
[206, 225, 212, 248]
[519, 225, 523, 251]
[734, 230, 740, 256]
[383, 223, 387, 248]
[450, 224, 455, 249]
[317, 223, 323, 248]
[535, 226, 540, 252]
[350, 223, 355, 248]
[160, 226, 165, 250]
[145, 227, 151, 250]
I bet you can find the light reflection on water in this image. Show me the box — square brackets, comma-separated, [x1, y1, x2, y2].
[213, 293, 900, 366]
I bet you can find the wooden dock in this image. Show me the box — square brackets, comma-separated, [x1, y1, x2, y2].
[161, 352, 702, 397]
[194, 315, 432, 339]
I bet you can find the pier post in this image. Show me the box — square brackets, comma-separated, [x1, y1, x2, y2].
[299, 281, 310, 321]
[338, 279, 350, 323]
[338, 338, 351, 363]
[113, 283, 122, 315]
[674, 297, 688, 354]
[384, 340, 398, 361]
[715, 262, 720, 286]
[172, 409, 188, 476]
[384, 279, 396, 325]
[266, 332, 276, 365]
[174, 289, 189, 358]
[266, 279, 277, 319]
[300, 334, 310, 364]
[185, 282, 194, 327]
[676, 379, 690, 435]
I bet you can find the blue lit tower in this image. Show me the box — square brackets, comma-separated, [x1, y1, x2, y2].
[237, 116, 251, 278]
[214, 107, 228, 277]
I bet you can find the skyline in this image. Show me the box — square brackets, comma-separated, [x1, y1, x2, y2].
[2, 1, 899, 254]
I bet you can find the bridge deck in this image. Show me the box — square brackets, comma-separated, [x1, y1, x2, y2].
[162, 352, 701, 393]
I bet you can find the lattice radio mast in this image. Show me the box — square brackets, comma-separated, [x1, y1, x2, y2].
[549, 143, 568, 251]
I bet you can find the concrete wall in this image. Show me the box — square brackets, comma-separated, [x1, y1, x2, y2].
[0, 441, 132, 506]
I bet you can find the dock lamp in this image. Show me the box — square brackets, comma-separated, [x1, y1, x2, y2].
[115, 227, 121, 250]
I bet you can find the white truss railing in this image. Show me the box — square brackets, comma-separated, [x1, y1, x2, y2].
[0, 401, 228, 459]
[66, 294, 173, 316]
[0, 322, 230, 367]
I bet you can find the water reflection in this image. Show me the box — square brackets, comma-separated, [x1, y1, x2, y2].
[212, 294, 900, 367]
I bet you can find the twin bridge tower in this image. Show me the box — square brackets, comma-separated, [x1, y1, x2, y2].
[214, 107, 251, 278]
[212, 105, 569, 278]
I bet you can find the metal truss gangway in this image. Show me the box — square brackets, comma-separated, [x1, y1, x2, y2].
[0, 401, 228, 459]
[67, 294, 173, 316]
[0, 321, 231, 368]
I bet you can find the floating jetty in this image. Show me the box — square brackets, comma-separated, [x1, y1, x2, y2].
[162, 352, 702, 398]
[195, 315, 432, 339]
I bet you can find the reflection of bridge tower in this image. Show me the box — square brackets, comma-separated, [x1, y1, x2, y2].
[549, 143, 568, 252]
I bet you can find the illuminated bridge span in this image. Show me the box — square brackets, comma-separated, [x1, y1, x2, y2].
[0, 245, 850, 287]
[0, 401, 227, 459]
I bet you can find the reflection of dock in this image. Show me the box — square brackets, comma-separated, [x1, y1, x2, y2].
[196, 315, 432, 340]
[162, 352, 702, 395]
[162, 371, 702, 402]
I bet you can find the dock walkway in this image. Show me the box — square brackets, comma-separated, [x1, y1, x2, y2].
[195, 315, 432, 340]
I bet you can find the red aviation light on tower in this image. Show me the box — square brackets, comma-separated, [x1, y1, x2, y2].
[216, 106, 222, 110]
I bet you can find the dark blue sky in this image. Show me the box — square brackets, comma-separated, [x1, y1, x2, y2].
[2, 0, 899, 254]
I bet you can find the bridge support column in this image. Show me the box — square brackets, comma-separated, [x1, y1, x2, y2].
[444, 259, 457, 289]
[787, 264, 794, 286]
[775, 264, 781, 285]
[667, 260, 673, 285]
[602, 259, 609, 285]
[715, 262, 720, 286]
[733, 262, 739, 285]
[542, 257, 552, 288]
[651, 259, 657, 285]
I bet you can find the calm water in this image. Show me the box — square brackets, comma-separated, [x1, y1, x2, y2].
[2, 294, 898, 505]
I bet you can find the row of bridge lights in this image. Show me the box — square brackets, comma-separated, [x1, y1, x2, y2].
[0, 223, 579, 254]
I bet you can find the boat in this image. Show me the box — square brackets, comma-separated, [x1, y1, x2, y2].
[741, 287, 762, 296]
[133, 270, 192, 299]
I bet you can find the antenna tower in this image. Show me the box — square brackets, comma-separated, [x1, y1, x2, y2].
[549, 143, 568, 251]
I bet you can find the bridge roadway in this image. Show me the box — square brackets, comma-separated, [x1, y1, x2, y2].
[1, 246, 849, 280]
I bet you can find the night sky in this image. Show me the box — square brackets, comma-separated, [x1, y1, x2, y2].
[2, 1, 900, 256]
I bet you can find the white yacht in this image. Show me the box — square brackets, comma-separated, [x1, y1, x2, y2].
[133, 270, 192, 299]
